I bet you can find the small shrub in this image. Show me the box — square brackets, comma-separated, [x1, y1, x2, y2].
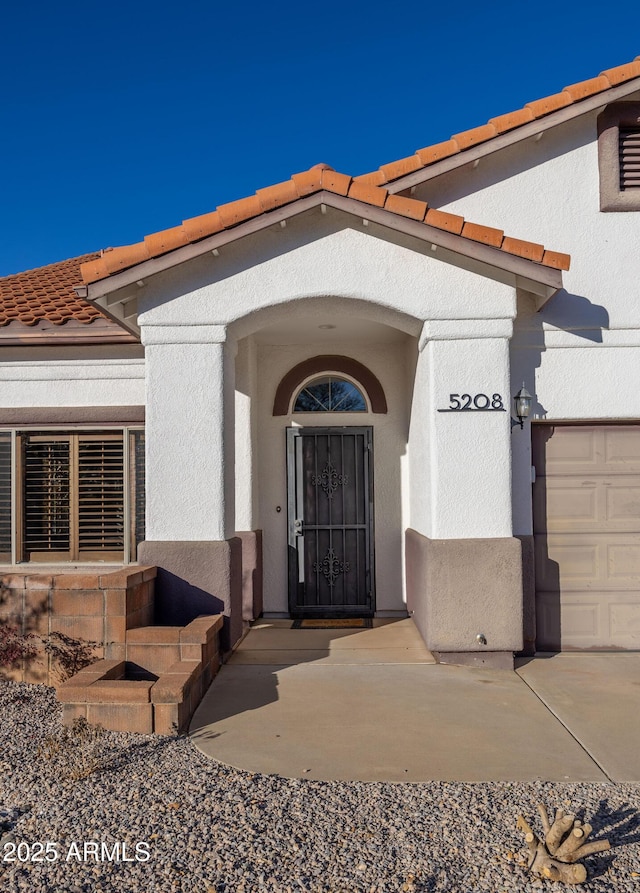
[37, 717, 109, 781]
[43, 632, 99, 683]
[0, 622, 38, 670]
[1, 585, 100, 682]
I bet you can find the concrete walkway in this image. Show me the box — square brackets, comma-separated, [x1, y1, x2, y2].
[189, 619, 640, 783]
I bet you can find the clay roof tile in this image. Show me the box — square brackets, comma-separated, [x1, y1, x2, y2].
[181, 210, 224, 242]
[379, 154, 424, 183]
[425, 207, 465, 235]
[461, 221, 504, 248]
[384, 193, 428, 222]
[291, 167, 324, 195]
[0, 252, 114, 327]
[561, 75, 611, 102]
[353, 170, 388, 186]
[524, 91, 574, 118]
[488, 107, 534, 135]
[601, 60, 640, 86]
[321, 169, 352, 195]
[501, 236, 544, 263]
[217, 194, 263, 229]
[257, 179, 299, 212]
[347, 180, 388, 207]
[452, 123, 498, 151]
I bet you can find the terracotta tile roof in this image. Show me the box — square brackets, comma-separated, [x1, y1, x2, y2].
[0, 253, 113, 327]
[356, 58, 640, 186]
[81, 164, 570, 286]
[11, 58, 640, 321]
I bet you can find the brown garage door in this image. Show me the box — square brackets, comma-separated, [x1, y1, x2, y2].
[533, 424, 640, 650]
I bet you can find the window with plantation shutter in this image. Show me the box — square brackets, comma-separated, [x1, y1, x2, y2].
[22, 432, 124, 561]
[619, 128, 640, 190]
[130, 430, 145, 558]
[78, 437, 124, 554]
[0, 433, 11, 561]
[23, 437, 71, 557]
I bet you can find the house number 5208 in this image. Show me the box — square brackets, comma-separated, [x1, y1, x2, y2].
[444, 393, 505, 411]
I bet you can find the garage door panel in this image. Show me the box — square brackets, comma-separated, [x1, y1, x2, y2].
[536, 592, 601, 650]
[537, 533, 640, 590]
[610, 602, 640, 642]
[605, 483, 640, 523]
[535, 482, 597, 530]
[535, 478, 640, 532]
[607, 542, 640, 581]
[535, 537, 599, 587]
[533, 424, 640, 651]
[534, 427, 598, 470]
[604, 428, 640, 468]
[537, 592, 640, 650]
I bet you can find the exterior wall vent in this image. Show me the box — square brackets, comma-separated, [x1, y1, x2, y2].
[619, 128, 640, 190]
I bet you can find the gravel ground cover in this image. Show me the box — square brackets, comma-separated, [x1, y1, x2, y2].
[0, 681, 639, 892]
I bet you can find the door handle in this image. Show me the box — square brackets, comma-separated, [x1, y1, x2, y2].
[294, 519, 303, 536]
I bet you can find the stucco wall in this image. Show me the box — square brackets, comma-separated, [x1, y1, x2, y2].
[418, 103, 640, 536]
[136, 216, 519, 329]
[0, 345, 144, 407]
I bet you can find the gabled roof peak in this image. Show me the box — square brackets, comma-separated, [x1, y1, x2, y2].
[80, 163, 569, 288]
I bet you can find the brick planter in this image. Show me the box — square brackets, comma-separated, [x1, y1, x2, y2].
[57, 614, 223, 734]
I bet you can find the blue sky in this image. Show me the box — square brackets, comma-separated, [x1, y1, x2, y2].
[1, 1, 639, 277]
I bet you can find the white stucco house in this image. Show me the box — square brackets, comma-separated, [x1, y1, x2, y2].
[2, 57, 640, 668]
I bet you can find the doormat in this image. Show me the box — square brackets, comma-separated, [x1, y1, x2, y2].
[292, 618, 373, 629]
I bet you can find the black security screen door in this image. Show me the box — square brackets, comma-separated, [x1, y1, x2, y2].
[287, 427, 374, 617]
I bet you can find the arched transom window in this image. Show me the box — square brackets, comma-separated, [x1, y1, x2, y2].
[293, 376, 367, 412]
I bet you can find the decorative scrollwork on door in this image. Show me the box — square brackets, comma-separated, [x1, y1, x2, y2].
[313, 546, 350, 588]
[311, 461, 348, 499]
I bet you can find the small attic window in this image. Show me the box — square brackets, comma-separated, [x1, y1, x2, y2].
[293, 377, 367, 412]
[598, 102, 640, 211]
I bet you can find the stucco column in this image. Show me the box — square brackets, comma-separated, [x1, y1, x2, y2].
[234, 336, 257, 532]
[422, 318, 514, 538]
[137, 324, 243, 648]
[141, 324, 236, 541]
[406, 318, 524, 662]
[234, 336, 263, 621]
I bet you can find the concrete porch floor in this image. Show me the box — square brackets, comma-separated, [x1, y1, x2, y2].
[189, 618, 640, 783]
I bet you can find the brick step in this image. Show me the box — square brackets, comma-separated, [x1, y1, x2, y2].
[57, 614, 224, 734]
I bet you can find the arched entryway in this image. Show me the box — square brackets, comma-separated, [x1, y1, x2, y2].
[231, 299, 419, 620]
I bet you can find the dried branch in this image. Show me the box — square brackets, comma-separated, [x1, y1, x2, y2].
[516, 803, 610, 885]
[547, 813, 576, 854]
[564, 840, 612, 862]
[537, 802, 551, 835]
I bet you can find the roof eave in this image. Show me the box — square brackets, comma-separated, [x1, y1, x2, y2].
[79, 192, 563, 323]
[386, 77, 640, 194]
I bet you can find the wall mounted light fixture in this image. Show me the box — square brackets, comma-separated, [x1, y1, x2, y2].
[513, 384, 533, 429]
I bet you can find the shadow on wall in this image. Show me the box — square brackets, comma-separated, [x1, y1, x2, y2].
[531, 425, 562, 651]
[512, 288, 610, 423]
[153, 570, 226, 635]
[512, 289, 609, 652]
[540, 289, 610, 343]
